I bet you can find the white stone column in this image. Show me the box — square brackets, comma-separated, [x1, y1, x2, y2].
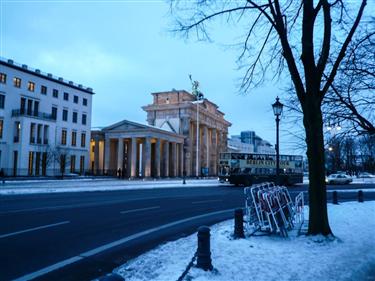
[144, 137, 151, 177]
[130, 137, 137, 178]
[155, 139, 161, 178]
[104, 137, 110, 173]
[117, 138, 124, 170]
[94, 138, 100, 174]
[171, 142, 177, 177]
[163, 140, 169, 177]
[211, 129, 218, 175]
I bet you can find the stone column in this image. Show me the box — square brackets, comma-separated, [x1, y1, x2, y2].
[104, 137, 110, 173]
[117, 138, 124, 170]
[130, 137, 137, 178]
[171, 142, 177, 177]
[94, 138, 100, 175]
[202, 126, 209, 175]
[211, 129, 217, 175]
[155, 139, 161, 178]
[143, 137, 152, 177]
[179, 143, 183, 177]
[181, 117, 191, 176]
[163, 140, 169, 177]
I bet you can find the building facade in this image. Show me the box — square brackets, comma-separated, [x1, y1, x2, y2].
[90, 120, 185, 177]
[0, 58, 94, 176]
[143, 90, 231, 177]
[228, 131, 274, 154]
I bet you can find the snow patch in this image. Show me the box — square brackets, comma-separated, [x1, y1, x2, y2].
[115, 202, 375, 281]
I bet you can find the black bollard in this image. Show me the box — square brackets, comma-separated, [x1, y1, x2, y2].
[98, 273, 124, 281]
[234, 208, 245, 238]
[358, 190, 364, 203]
[196, 226, 213, 271]
[332, 191, 339, 204]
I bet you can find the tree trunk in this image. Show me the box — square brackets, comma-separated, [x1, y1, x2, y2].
[303, 97, 333, 236]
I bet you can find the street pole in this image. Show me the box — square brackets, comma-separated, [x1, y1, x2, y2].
[196, 101, 199, 178]
[276, 115, 280, 185]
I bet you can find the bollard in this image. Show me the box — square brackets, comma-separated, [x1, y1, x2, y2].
[196, 226, 213, 271]
[358, 190, 364, 203]
[332, 191, 339, 204]
[234, 208, 245, 238]
[98, 273, 125, 281]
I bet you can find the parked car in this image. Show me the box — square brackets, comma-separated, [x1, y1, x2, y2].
[326, 174, 353, 185]
[357, 172, 375, 178]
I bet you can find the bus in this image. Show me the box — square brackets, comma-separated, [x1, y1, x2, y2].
[218, 152, 303, 186]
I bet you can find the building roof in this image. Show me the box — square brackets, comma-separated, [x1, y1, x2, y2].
[0, 57, 95, 94]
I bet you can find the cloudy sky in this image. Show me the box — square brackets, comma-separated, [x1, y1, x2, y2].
[1, 0, 372, 154]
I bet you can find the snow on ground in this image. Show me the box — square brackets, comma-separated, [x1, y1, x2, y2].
[0, 178, 225, 195]
[115, 202, 375, 281]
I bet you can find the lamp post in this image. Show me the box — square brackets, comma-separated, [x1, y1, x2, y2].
[272, 96, 284, 185]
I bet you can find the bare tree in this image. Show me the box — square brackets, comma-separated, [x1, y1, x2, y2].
[323, 24, 375, 135]
[171, 0, 369, 235]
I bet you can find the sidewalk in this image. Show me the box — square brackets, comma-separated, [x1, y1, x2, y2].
[0, 178, 226, 195]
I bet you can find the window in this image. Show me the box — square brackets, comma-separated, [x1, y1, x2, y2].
[70, 155, 76, 173]
[72, 112, 78, 123]
[83, 98, 87, 106]
[28, 152, 34, 175]
[27, 99, 33, 115]
[30, 123, 35, 144]
[41, 85, 47, 95]
[20, 97, 26, 114]
[28, 81, 35, 92]
[62, 109, 68, 121]
[13, 77, 21, 88]
[33, 101, 39, 117]
[80, 155, 85, 174]
[81, 132, 86, 147]
[53, 89, 58, 98]
[82, 114, 87, 125]
[0, 120, 3, 139]
[14, 122, 20, 143]
[51, 107, 57, 120]
[71, 131, 77, 146]
[0, 94, 5, 109]
[0, 73, 6, 84]
[61, 129, 67, 145]
[64, 92, 69, 101]
[73, 95, 78, 103]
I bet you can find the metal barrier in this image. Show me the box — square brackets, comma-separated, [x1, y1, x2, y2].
[244, 182, 304, 237]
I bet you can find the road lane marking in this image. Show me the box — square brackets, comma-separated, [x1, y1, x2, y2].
[192, 199, 222, 204]
[120, 206, 160, 214]
[13, 208, 234, 281]
[0, 221, 70, 239]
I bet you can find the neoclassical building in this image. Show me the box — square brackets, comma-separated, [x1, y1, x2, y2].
[143, 90, 231, 177]
[90, 120, 184, 177]
[90, 89, 231, 178]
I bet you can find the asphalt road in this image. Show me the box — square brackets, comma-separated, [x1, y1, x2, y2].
[0, 182, 374, 281]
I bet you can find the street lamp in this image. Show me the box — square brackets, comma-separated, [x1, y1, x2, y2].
[272, 96, 284, 185]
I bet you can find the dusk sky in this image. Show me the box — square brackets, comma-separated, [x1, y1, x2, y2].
[1, 0, 373, 154]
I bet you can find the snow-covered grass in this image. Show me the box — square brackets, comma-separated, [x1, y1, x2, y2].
[0, 178, 224, 195]
[115, 202, 375, 281]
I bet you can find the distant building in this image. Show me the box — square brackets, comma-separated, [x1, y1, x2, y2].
[143, 90, 231, 176]
[90, 90, 231, 178]
[0, 58, 94, 176]
[228, 130, 274, 154]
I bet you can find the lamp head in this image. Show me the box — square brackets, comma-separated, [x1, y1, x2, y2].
[272, 96, 284, 117]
